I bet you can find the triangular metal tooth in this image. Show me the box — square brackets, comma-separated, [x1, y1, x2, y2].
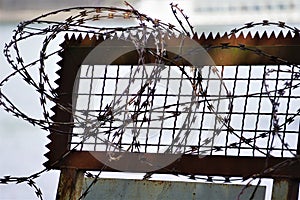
[50, 105, 58, 113]
[54, 77, 61, 85]
[64, 33, 70, 41]
[277, 31, 284, 39]
[53, 88, 60, 96]
[56, 61, 63, 69]
[212, 33, 222, 45]
[276, 31, 286, 44]
[253, 31, 260, 40]
[239, 32, 245, 39]
[229, 33, 236, 39]
[44, 151, 51, 158]
[213, 32, 221, 44]
[285, 30, 292, 39]
[192, 32, 198, 40]
[91, 34, 98, 44]
[43, 158, 56, 168]
[283, 31, 294, 45]
[70, 33, 76, 42]
[57, 50, 64, 58]
[43, 152, 51, 166]
[198, 32, 206, 44]
[43, 161, 51, 168]
[261, 31, 268, 40]
[46, 132, 53, 139]
[235, 32, 246, 45]
[203, 32, 213, 46]
[83, 34, 90, 41]
[269, 31, 276, 40]
[77, 34, 83, 44]
[43, 150, 52, 167]
[54, 78, 61, 85]
[221, 32, 228, 40]
[44, 148, 50, 155]
[81, 35, 91, 46]
[228, 33, 236, 45]
[245, 32, 252, 40]
[45, 141, 53, 149]
[206, 32, 213, 40]
[214, 32, 221, 40]
[220, 32, 229, 45]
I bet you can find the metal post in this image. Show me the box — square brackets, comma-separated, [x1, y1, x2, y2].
[56, 168, 84, 200]
[271, 178, 299, 200]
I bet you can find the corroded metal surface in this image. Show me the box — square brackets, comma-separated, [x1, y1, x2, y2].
[49, 152, 300, 178]
[82, 178, 266, 200]
[271, 178, 300, 200]
[56, 168, 84, 200]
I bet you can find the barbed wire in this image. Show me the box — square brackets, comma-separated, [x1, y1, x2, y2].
[0, 1, 299, 199]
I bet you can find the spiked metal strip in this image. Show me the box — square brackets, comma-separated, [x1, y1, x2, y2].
[61, 30, 300, 46]
[44, 35, 76, 168]
[55, 31, 300, 66]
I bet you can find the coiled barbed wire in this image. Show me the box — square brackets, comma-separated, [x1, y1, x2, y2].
[0, 2, 300, 199]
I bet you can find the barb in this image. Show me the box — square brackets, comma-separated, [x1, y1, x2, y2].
[170, 3, 195, 36]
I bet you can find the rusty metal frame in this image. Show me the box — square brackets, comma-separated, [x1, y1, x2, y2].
[45, 32, 300, 179]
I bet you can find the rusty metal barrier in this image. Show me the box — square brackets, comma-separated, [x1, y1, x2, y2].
[46, 32, 300, 179]
[1, 4, 300, 200]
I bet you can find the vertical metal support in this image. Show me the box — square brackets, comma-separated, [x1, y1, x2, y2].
[271, 178, 299, 200]
[272, 110, 300, 200]
[56, 168, 84, 200]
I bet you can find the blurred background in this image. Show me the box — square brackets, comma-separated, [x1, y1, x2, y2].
[1, 0, 300, 24]
[0, 0, 299, 199]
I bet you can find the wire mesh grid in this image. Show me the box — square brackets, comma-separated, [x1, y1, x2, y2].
[70, 63, 299, 158]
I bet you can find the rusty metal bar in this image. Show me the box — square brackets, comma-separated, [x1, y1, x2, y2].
[271, 178, 299, 200]
[51, 152, 300, 179]
[65, 44, 300, 66]
[277, 121, 300, 200]
[56, 168, 84, 200]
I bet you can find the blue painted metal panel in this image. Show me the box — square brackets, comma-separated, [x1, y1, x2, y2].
[83, 178, 266, 200]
